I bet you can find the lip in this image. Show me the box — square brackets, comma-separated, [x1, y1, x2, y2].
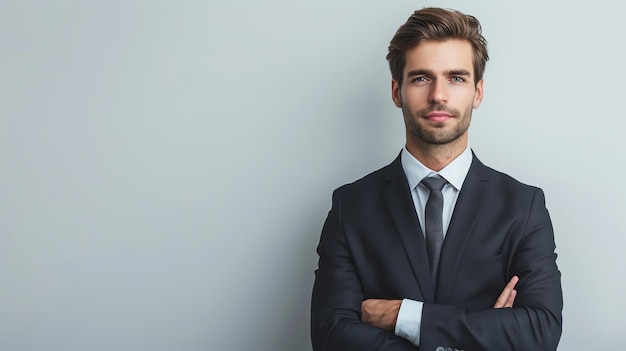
[424, 112, 453, 122]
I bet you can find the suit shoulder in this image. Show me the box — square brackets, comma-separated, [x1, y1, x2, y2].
[337, 164, 389, 191]
[479, 162, 543, 195]
[332, 160, 396, 198]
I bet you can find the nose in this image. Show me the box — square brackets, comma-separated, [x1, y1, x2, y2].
[429, 79, 448, 105]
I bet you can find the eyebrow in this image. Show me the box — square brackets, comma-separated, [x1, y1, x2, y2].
[405, 69, 472, 77]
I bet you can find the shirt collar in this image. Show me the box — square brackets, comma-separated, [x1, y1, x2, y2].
[401, 145, 473, 191]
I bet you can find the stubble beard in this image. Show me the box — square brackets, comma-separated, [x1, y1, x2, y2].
[402, 103, 473, 146]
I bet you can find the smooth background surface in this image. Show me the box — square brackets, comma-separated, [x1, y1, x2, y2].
[2, 0, 625, 350]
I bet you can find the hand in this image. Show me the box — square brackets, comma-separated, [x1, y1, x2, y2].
[361, 299, 402, 330]
[493, 275, 519, 308]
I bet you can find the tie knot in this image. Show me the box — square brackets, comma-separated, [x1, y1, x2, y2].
[421, 176, 447, 191]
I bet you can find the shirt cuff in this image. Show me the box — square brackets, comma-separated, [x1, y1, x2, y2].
[394, 298, 423, 346]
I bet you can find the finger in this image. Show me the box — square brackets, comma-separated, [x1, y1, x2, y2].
[504, 276, 519, 291]
[493, 276, 519, 308]
[504, 289, 517, 308]
[493, 292, 509, 308]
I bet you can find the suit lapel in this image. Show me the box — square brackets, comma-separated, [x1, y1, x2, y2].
[383, 156, 435, 303]
[436, 154, 490, 302]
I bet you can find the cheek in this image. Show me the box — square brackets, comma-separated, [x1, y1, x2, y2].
[453, 89, 479, 109]
[401, 89, 428, 106]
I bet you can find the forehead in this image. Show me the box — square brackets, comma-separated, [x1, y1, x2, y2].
[403, 40, 474, 76]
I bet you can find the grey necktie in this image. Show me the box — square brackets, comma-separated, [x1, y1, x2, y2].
[421, 176, 447, 285]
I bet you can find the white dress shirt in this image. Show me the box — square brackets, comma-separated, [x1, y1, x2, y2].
[394, 146, 473, 346]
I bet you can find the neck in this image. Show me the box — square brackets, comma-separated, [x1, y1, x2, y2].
[406, 134, 468, 172]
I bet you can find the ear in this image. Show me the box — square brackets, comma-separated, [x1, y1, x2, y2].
[473, 79, 484, 109]
[391, 79, 402, 108]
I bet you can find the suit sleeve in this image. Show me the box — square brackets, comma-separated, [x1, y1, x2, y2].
[311, 190, 418, 351]
[419, 188, 563, 351]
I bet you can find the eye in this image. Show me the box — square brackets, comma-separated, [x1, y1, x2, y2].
[411, 76, 429, 83]
[450, 76, 466, 83]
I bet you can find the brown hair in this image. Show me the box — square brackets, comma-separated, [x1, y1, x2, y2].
[386, 7, 488, 85]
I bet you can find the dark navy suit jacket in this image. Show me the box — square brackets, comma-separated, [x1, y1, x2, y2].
[311, 153, 562, 351]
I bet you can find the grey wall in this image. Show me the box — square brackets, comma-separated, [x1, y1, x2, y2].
[2, 0, 625, 350]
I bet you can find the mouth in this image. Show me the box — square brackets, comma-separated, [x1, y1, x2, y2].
[424, 112, 453, 123]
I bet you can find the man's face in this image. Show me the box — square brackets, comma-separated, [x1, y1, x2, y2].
[392, 40, 483, 147]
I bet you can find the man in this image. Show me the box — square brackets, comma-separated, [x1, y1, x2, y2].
[311, 7, 562, 351]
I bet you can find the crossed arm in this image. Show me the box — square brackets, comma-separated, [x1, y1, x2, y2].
[361, 276, 519, 331]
